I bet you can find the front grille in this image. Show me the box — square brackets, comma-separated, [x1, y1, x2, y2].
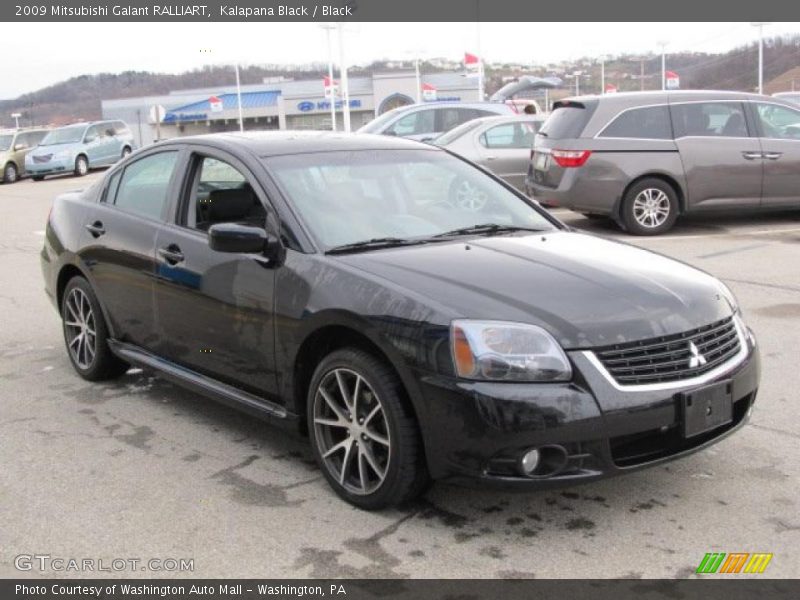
[594, 316, 741, 386]
[33, 154, 52, 163]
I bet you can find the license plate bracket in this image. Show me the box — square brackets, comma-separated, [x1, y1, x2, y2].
[678, 380, 733, 438]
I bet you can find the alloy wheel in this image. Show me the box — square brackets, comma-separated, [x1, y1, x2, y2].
[313, 368, 391, 496]
[64, 287, 96, 369]
[454, 180, 488, 211]
[76, 157, 88, 176]
[632, 188, 670, 229]
[4, 163, 17, 183]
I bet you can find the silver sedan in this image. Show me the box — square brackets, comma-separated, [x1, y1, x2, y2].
[432, 115, 544, 192]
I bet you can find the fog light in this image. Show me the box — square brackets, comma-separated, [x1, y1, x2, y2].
[520, 448, 541, 474]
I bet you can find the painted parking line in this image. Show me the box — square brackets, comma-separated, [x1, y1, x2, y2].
[638, 226, 800, 242]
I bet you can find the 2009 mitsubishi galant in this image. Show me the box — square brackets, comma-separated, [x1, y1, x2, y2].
[41, 132, 760, 509]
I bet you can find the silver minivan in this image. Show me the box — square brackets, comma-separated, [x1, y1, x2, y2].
[527, 90, 800, 235]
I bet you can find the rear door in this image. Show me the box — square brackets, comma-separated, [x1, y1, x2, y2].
[385, 108, 436, 141]
[153, 149, 279, 398]
[475, 121, 539, 189]
[671, 101, 762, 209]
[78, 149, 181, 348]
[751, 101, 800, 208]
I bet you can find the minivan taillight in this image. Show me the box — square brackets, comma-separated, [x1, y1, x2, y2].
[551, 149, 592, 168]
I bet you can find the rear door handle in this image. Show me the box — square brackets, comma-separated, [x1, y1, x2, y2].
[85, 221, 105, 237]
[485, 155, 498, 161]
[741, 151, 763, 160]
[763, 152, 783, 160]
[157, 245, 185, 265]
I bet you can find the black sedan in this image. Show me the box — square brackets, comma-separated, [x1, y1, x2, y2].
[41, 132, 760, 509]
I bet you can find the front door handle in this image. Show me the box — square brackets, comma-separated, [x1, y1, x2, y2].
[763, 152, 783, 160]
[485, 155, 498, 161]
[157, 245, 185, 265]
[741, 151, 763, 160]
[85, 221, 105, 237]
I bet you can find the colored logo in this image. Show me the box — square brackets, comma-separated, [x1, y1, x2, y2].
[696, 552, 773, 574]
[297, 101, 315, 112]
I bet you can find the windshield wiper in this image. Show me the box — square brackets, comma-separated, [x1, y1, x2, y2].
[326, 237, 422, 255]
[432, 223, 545, 238]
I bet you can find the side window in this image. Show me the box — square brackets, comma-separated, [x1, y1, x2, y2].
[480, 123, 538, 149]
[29, 131, 47, 146]
[84, 125, 101, 142]
[437, 108, 474, 132]
[13, 133, 29, 149]
[754, 103, 800, 140]
[113, 121, 130, 136]
[114, 151, 179, 220]
[672, 102, 748, 138]
[388, 110, 435, 136]
[600, 105, 672, 139]
[188, 156, 265, 231]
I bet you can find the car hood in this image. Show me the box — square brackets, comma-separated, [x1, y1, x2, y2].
[28, 143, 79, 157]
[337, 231, 733, 349]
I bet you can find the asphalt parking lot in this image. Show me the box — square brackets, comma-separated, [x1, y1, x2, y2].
[1, 171, 798, 579]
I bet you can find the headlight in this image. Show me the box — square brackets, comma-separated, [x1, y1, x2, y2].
[451, 320, 572, 382]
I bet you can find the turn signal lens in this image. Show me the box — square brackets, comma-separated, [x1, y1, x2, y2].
[551, 149, 591, 168]
[452, 325, 476, 378]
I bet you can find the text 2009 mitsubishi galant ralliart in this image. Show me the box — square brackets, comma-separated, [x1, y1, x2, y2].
[41, 132, 760, 509]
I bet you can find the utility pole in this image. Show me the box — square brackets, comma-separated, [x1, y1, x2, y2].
[640, 59, 645, 91]
[600, 56, 606, 94]
[415, 56, 421, 103]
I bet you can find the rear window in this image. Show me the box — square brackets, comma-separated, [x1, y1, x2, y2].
[539, 101, 597, 139]
[599, 105, 673, 139]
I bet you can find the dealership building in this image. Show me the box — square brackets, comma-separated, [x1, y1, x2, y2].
[101, 71, 481, 147]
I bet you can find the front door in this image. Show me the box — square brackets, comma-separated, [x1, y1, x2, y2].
[751, 101, 800, 208]
[671, 101, 763, 210]
[153, 151, 278, 398]
[476, 121, 539, 190]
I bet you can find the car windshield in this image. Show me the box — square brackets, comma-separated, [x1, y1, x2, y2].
[40, 126, 85, 146]
[0, 134, 13, 151]
[356, 108, 407, 134]
[266, 148, 556, 251]
[432, 120, 484, 146]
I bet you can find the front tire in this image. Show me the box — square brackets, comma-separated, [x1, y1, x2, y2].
[307, 348, 429, 510]
[74, 155, 88, 177]
[61, 277, 129, 381]
[621, 178, 678, 236]
[3, 162, 18, 184]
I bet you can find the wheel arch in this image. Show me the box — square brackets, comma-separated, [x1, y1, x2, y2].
[291, 321, 427, 443]
[618, 172, 686, 219]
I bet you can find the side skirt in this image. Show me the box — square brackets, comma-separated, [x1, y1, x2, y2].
[107, 339, 298, 426]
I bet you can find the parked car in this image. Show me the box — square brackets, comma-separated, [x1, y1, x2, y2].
[773, 91, 800, 106]
[526, 90, 800, 235]
[357, 102, 515, 141]
[42, 132, 760, 509]
[0, 128, 50, 183]
[26, 120, 136, 180]
[433, 115, 544, 192]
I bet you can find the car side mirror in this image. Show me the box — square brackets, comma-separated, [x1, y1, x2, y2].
[14, 143, 26, 151]
[208, 223, 270, 254]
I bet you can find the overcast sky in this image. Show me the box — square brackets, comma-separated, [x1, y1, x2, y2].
[2, 21, 800, 99]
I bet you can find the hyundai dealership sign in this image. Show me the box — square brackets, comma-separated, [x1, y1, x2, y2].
[296, 99, 362, 112]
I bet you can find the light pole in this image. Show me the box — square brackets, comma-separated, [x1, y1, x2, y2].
[10, 112, 21, 129]
[337, 23, 351, 133]
[751, 23, 770, 94]
[658, 41, 667, 90]
[320, 24, 337, 131]
[599, 55, 606, 94]
[234, 63, 244, 132]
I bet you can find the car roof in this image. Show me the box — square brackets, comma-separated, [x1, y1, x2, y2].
[155, 130, 442, 157]
[561, 90, 779, 105]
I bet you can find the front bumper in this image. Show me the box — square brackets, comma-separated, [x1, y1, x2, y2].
[418, 335, 760, 488]
[26, 156, 73, 176]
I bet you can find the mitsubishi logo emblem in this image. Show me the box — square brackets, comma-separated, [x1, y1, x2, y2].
[688, 341, 707, 368]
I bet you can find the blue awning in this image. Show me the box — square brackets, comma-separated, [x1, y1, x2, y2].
[164, 91, 280, 122]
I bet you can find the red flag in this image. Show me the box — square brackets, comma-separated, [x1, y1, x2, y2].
[323, 76, 338, 98]
[604, 83, 618, 94]
[464, 52, 479, 65]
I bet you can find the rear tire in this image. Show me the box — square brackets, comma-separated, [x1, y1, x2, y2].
[307, 348, 429, 510]
[621, 178, 678, 236]
[74, 155, 88, 177]
[61, 276, 129, 381]
[3, 162, 17, 184]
